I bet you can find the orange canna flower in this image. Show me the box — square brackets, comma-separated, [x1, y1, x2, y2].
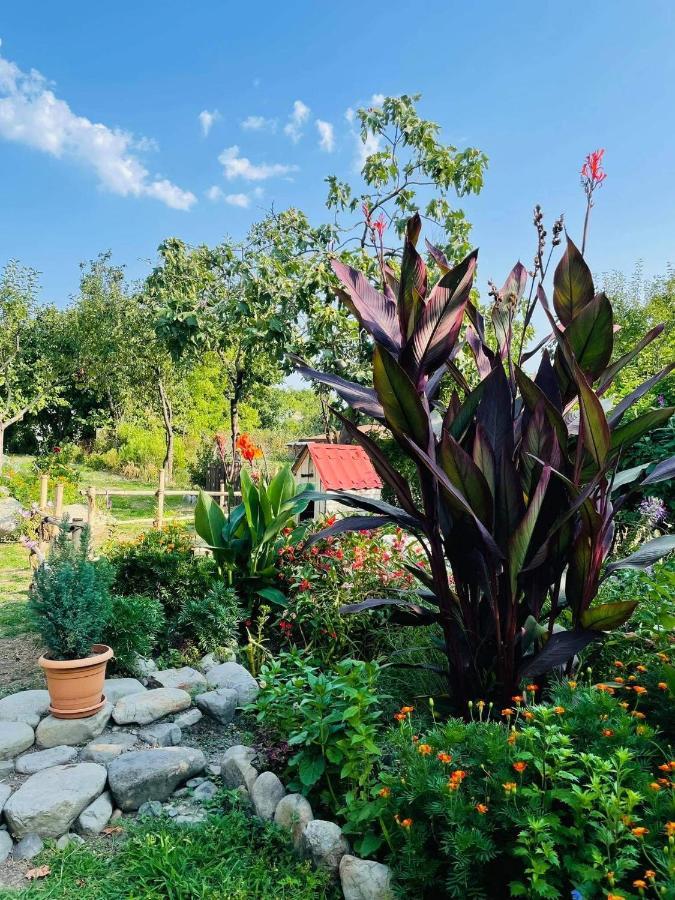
[513, 761, 528, 773]
[417, 743, 432, 756]
[631, 827, 649, 837]
[475, 803, 489, 814]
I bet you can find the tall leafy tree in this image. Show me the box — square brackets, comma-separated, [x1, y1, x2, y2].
[0, 261, 62, 469]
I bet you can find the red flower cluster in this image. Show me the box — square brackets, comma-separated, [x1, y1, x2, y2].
[235, 433, 263, 463]
[581, 148, 607, 191]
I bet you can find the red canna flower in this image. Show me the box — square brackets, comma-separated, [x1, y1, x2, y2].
[581, 148, 607, 188]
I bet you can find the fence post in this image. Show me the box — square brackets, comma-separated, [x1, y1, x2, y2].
[156, 468, 165, 528]
[54, 482, 64, 519]
[39, 474, 49, 512]
[87, 486, 97, 530]
[219, 480, 226, 509]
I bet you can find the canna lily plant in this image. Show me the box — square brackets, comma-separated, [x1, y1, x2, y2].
[294, 213, 675, 708]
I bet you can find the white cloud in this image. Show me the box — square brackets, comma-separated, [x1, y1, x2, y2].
[198, 109, 220, 136]
[0, 46, 195, 209]
[241, 115, 277, 132]
[218, 145, 297, 181]
[206, 185, 224, 201]
[345, 106, 355, 123]
[370, 93, 386, 107]
[283, 99, 310, 143]
[356, 131, 382, 171]
[224, 192, 250, 208]
[315, 119, 334, 152]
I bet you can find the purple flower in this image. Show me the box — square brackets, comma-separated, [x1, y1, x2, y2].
[638, 496, 667, 525]
[657, 393, 666, 407]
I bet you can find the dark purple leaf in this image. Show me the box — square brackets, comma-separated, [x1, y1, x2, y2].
[477, 361, 513, 463]
[500, 261, 529, 302]
[466, 326, 493, 379]
[642, 454, 675, 486]
[439, 432, 493, 527]
[425, 238, 451, 273]
[552, 236, 594, 326]
[340, 597, 440, 626]
[291, 356, 384, 419]
[398, 214, 427, 341]
[519, 629, 603, 678]
[516, 366, 568, 447]
[305, 516, 393, 547]
[331, 258, 402, 355]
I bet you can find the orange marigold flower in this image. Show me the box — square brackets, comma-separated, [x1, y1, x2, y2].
[665, 821, 675, 836]
[377, 787, 391, 798]
[394, 712, 406, 721]
[657, 777, 670, 786]
[417, 743, 432, 756]
[621, 815, 633, 826]
[503, 781, 517, 794]
[631, 826, 649, 837]
[628, 674, 637, 682]
[636, 725, 647, 735]
[513, 761, 528, 773]
[657, 652, 668, 662]
[475, 803, 489, 814]
[400, 818, 413, 829]
[631, 710, 646, 719]
[658, 682, 668, 690]
[400, 706, 414, 714]
[636, 664, 647, 673]
[619, 702, 629, 709]
[501, 708, 514, 718]
[412, 735, 419, 743]
[596, 683, 615, 694]
[645, 869, 656, 880]
[614, 660, 624, 668]
[606, 895, 624, 900]
[553, 706, 565, 715]
[523, 711, 535, 721]
[649, 782, 661, 791]
[525, 684, 538, 692]
[634, 686, 648, 695]
[614, 676, 625, 683]
[437, 752, 453, 764]
[567, 680, 577, 689]
[512, 695, 523, 704]
[658, 763, 671, 772]
[633, 881, 647, 890]
[507, 731, 517, 745]
[602, 728, 614, 737]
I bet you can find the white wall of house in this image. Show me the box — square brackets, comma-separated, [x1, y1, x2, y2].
[293, 449, 381, 521]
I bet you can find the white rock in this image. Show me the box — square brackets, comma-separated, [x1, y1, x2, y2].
[107, 747, 206, 811]
[36, 703, 112, 749]
[340, 855, 394, 900]
[76, 790, 113, 835]
[15, 745, 78, 774]
[206, 662, 259, 704]
[173, 709, 202, 729]
[153, 667, 206, 692]
[132, 656, 158, 677]
[104, 679, 147, 704]
[0, 830, 12, 864]
[195, 688, 238, 724]
[274, 794, 314, 847]
[0, 497, 24, 535]
[113, 689, 191, 726]
[251, 771, 285, 820]
[0, 783, 11, 815]
[222, 744, 256, 765]
[301, 820, 349, 872]
[0, 721, 34, 759]
[0, 691, 50, 728]
[81, 732, 137, 764]
[3, 763, 107, 839]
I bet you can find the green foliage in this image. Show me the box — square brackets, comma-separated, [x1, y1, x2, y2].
[251, 653, 383, 821]
[195, 464, 311, 612]
[103, 593, 166, 674]
[372, 683, 673, 898]
[10, 809, 337, 899]
[176, 582, 241, 653]
[105, 524, 216, 619]
[28, 524, 113, 660]
[299, 215, 675, 709]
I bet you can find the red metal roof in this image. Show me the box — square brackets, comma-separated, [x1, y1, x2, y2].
[305, 443, 382, 491]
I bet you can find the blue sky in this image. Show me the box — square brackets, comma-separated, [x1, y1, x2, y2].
[0, 0, 674, 306]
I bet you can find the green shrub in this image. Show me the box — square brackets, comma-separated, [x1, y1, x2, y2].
[28, 524, 113, 660]
[103, 593, 165, 674]
[177, 582, 241, 653]
[362, 682, 674, 898]
[105, 524, 217, 618]
[251, 653, 383, 823]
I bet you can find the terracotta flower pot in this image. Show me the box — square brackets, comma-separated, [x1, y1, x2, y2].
[38, 644, 113, 719]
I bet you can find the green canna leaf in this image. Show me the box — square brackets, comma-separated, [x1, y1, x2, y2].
[610, 407, 674, 453]
[373, 345, 429, 449]
[552, 236, 594, 326]
[580, 600, 638, 631]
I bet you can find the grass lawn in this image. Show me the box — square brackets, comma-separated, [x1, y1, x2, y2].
[1, 810, 338, 899]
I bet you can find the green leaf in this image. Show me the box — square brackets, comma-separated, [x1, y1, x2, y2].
[515, 367, 568, 449]
[573, 359, 610, 467]
[256, 587, 287, 606]
[581, 600, 638, 631]
[373, 345, 429, 448]
[555, 292, 613, 394]
[552, 236, 594, 326]
[610, 407, 674, 453]
[661, 664, 675, 696]
[605, 534, 675, 574]
[439, 432, 493, 527]
[195, 490, 226, 549]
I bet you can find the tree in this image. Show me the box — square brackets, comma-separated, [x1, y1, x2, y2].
[148, 209, 329, 481]
[0, 261, 62, 470]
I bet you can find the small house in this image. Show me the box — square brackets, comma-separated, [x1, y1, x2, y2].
[292, 442, 383, 521]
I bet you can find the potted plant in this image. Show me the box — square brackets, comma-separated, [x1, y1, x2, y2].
[28, 522, 114, 718]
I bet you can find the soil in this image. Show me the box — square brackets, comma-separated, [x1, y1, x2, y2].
[0, 634, 43, 699]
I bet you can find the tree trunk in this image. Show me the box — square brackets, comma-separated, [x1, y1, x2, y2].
[228, 369, 245, 486]
[157, 376, 174, 485]
[0, 424, 5, 475]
